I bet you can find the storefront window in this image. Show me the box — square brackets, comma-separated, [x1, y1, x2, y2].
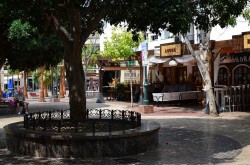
[164, 67, 172, 83]
[233, 66, 250, 85]
[192, 66, 202, 85]
[177, 67, 187, 83]
[218, 67, 229, 85]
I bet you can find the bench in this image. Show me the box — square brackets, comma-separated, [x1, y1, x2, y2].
[0, 100, 12, 107]
[29, 92, 39, 99]
[152, 91, 203, 107]
[0, 100, 16, 115]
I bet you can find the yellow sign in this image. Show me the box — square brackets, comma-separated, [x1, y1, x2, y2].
[161, 43, 181, 57]
[243, 34, 250, 49]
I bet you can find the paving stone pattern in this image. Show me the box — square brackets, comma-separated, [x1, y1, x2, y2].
[0, 97, 250, 164]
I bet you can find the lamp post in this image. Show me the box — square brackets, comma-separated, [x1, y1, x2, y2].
[141, 36, 149, 105]
[52, 66, 58, 99]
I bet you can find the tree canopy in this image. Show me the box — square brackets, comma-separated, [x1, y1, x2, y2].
[103, 27, 142, 61]
[119, 0, 248, 36]
[6, 19, 63, 71]
[1, 0, 248, 121]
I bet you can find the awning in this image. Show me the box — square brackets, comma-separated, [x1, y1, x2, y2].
[174, 55, 195, 63]
[148, 56, 170, 63]
[148, 55, 195, 64]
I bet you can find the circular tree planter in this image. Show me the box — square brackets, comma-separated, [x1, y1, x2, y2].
[4, 109, 160, 158]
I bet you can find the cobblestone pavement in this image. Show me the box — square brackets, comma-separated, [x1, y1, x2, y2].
[1, 97, 250, 164]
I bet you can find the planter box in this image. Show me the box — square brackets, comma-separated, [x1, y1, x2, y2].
[139, 105, 154, 113]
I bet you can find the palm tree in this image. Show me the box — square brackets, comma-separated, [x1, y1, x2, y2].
[59, 65, 66, 98]
[39, 67, 45, 102]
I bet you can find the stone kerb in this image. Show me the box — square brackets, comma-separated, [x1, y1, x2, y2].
[4, 120, 160, 158]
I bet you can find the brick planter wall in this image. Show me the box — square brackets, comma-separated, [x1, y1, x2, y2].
[4, 121, 160, 158]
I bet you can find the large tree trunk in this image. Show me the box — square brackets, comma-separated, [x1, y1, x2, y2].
[44, 86, 49, 97]
[64, 43, 86, 122]
[183, 33, 218, 116]
[49, 8, 104, 121]
[61, 9, 86, 122]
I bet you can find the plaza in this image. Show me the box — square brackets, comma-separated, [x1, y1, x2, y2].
[1, 97, 250, 164]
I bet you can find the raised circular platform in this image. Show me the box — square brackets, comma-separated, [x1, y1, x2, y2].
[4, 112, 160, 158]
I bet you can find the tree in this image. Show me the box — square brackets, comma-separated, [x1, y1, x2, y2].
[7, 19, 63, 71]
[59, 65, 66, 98]
[82, 35, 99, 92]
[2, 1, 148, 122]
[6, 19, 63, 101]
[0, 5, 10, 68]
[39, 67, 45, 102]
[102, 27, 141, 107]
[243, 5, 250, 23]
[2, 0, 248, 121]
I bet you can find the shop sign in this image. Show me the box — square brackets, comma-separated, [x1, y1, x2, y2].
[161, 43, 181, 57]
[232, 53, 250, 63]
[243, 34, 250, 49]
[127, 60, 136, 66]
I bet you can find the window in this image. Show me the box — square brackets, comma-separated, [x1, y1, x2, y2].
[248, 39, 250, 44]
[192, 66, 202, 85]
[164, 67, 172, 83]
[151, 35, 158, 41]
[233, 66, 250, 85]
[218, 67, 228, 85]
[124, 70, 140, 84]
[176, 67, 187, 83]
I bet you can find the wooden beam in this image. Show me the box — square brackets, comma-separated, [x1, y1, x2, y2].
[102, 66, 155, 71]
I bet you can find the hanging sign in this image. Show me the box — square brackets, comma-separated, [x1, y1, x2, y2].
[161, 43, 181, 57]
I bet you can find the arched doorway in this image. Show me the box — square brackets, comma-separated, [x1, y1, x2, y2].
[218, 66, 229, 85]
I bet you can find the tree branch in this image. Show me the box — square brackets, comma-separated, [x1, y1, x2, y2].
[43, 9, 71, 45]
[80, 7, 107, 46]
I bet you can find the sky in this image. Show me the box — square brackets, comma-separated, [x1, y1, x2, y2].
[210, 17, 250, 41]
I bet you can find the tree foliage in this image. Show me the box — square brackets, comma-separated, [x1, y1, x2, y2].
[2, 0, 248, 51]
[6, 19, 63, 71]
[103, 27, 142, 61]
[243, 5, 250, 24]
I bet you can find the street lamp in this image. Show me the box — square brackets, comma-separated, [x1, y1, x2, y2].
[141, 35, 149, 105]
[169, 59, 178, 66]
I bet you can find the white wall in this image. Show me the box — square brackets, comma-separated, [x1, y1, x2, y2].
[211, 16, 250, 41]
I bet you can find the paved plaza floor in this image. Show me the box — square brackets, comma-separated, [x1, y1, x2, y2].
[1, 96, 250, 164]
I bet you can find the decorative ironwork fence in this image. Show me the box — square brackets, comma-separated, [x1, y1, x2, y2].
[24, 109, 141, 133]
[214, 84, 250, 112]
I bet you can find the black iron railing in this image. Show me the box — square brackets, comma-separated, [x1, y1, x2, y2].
[23, 109, 141, 133]
[214, 84, 250, 112]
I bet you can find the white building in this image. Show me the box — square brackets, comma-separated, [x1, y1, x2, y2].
[99, 16, 250, 85]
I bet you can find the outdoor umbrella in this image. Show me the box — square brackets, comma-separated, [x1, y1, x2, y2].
[8, 78, 14, 90]
[7, 78, 14, 97]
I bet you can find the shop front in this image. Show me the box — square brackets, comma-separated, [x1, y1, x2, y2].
[213, 31, 250, 112]
[148, 42, 204, 104]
